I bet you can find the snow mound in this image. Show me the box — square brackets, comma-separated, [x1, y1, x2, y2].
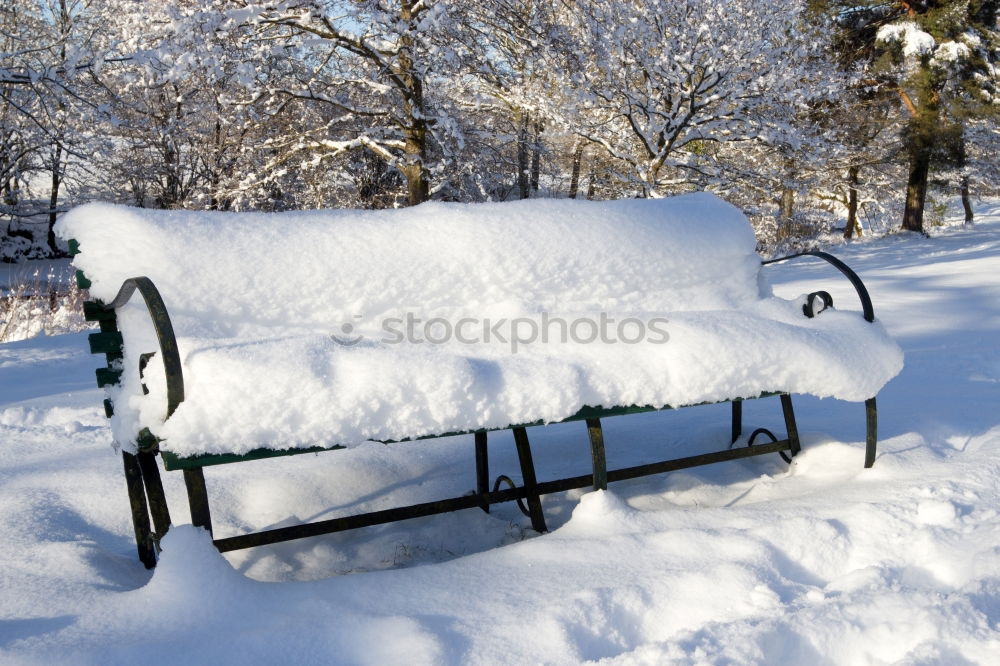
[57, 194, 903, 456]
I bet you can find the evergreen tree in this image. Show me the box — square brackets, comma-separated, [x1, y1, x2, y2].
[814, 0, 999, 232]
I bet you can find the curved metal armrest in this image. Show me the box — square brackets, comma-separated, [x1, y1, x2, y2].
[103, 277, 185, 418]
[762, 251, 875, 323]
[763, 252, 880, 468]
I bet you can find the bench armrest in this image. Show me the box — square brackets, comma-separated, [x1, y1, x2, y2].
[762, 251, 875, 323]
[102, 277, 185, 419]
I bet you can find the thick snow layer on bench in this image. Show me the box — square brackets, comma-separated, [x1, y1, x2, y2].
[60, 194, 764, 329]
[57, 194, 903, 456]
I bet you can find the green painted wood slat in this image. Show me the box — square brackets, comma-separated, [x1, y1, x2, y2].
[88, 331, 124, 355]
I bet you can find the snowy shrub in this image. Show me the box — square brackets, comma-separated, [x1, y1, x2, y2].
[0, 268, 90, 343]
[0, 229, 50, 263]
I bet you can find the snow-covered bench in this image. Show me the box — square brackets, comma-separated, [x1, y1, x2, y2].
[58, 193, 902, 568]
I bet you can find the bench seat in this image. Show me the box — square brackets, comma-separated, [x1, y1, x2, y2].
[127, 303, 895, 460]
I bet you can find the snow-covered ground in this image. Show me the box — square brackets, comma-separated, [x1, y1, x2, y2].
[2, 203, 999, 664]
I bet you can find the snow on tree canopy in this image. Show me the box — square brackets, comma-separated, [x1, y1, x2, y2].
[56, 193, 902, 456]
[877, 21, 937, 58]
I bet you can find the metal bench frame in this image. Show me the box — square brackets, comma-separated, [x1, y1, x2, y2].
[72, 242, 879, 569]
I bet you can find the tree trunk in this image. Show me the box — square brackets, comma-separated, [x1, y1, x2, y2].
[47, 144, 63, 255]
[209, 117, 223, 211]
[160, 139, 181, 209]
[844, 165, 861, 239]
[568, 142, 584, 199]
[900, 62, 940, 234]
[529, 119, 542, 193]
[777, 159, 795, 237]
[902, 148, 930, 233]
[961, 175, 973, 224]
[516, 112, 530, 199]
[2, 176, 17, 206]
[401, 150, 428, 206]
[47, 0, 69, 253]
[586, 163, 597, 200]
[401, 97, 429, 206]
[158, 90, 187, 209]
[956, 122, 974, 225]
[779, 188, 794, 223]
[399, 1, 429, 206]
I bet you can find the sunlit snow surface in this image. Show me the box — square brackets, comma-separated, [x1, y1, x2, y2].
[2, 202, 999, 664]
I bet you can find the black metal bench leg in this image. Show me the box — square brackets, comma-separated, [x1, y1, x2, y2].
[122, 451, 157, 568]
[136, 451, 171, 540]
[865, 397, 878, 468]
[731, 400, 743, 445]
[512, 427, 547, 533]
[183, 468, 213, 536]
[780, 394, 802, 457]
[586, 418, 608, 491]
[475, 431, 490, 513]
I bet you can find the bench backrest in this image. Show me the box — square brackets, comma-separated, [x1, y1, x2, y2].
[57, 192, 764, 338]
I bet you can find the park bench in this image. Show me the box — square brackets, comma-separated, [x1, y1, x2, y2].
[57, 192, 902, 569]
